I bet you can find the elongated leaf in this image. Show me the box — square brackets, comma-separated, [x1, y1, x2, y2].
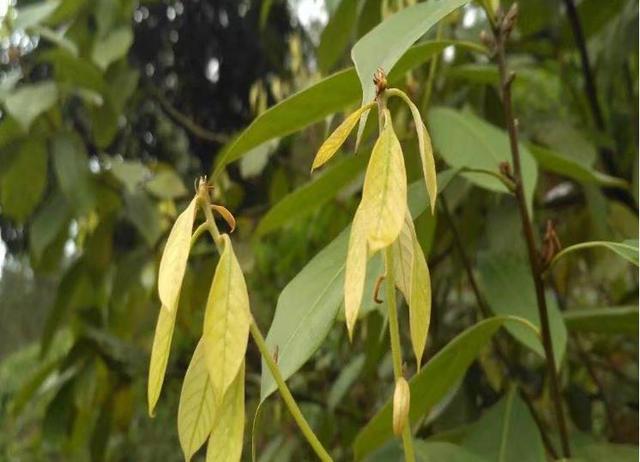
[312, 102, 375, 171]
[203, 234, 251, 402]
[572, 443, 639, 462]
[392, 214, 414, 302]
[4, 81, 58, 130]
[317, 0, 358, 73]
[178, 340, 216, 461]
[353, 316, 537, 460]
[158, 198, 196, 313]
[409, 224, 431, 369]
[30, 191, 70, 261]
[51, 132, 96, 215]
[563, 306, 638, 335]
[91, 26, 133, 70]
[461, 387, 545, 462]
[416, 441, 491, 462]
[13, 0, 60, 30]
[345, 209, 369, 339]
[147, 306, 177, 416]
[206, 362, 245, 462]
[360, 112, 407, 251]
[429, 107, 538, 213]
[551, 240, 639, 267]
[351, 0, 469, 139]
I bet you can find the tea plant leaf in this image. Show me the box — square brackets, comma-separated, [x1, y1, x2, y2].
[550, 240, 639, 268]
[178, 340, 216, 461]
[206, 362, 245, 462]
[345, 209, 369, 340]
[461, 387, 545, 462]
[148, 306, 177, 416]
[351, 0, 469, 140]
[392, 377, 410, 436]
[353, 316, 538, 459]
[409, 224, 431, 369]
[311, 102, 375, 171]
[158, 197, 197, 313]
[563, 306, 638, 335]
[203, 234, 251, 402]
[360, 111, 407, 252]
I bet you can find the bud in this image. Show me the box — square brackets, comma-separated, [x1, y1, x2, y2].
[392, 377, 410, 436]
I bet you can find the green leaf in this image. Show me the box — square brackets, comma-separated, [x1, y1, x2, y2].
[178, 340, 216, 461]
[353, 316, 537, 460]
[30, 191, 70, 261]
[429, 107, 538, 213]
[351, 0, 470, 139]
[12, 0, 60, 30]
[91, 26, 133, 70]
[528, 144, 627, 189]
[415, 441, 490, 462]
[328, 354, 366, 411]
[40, 49, 107, 94]
[551, 240, 639, 267]
[461, 387, 545, 462]
[110, 160, 150, 193]
[157, 197, 196, 313]
[409, 221, 431, 369]
[345, 208, 370, 339]
[0, 138, 47, 222]
[124, 191, 166, 247]
[317, 0, 358, 74]
[4, 82, 58, 130]
[563, 306, 638, 335]
[477, 252, 566, 369]
[571, 443, 639, 462]
[206, 362, 245, 462]
[51, 132, 96, 215]
[203, 234, 251, 402]
[31, 25, 78, 56]
[256, 154, 367, 237]
[148, 304, 177, 416]
[145, 169, 189, 200]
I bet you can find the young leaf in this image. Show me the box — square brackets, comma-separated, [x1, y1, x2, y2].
[392, 213, 414, 302]
[311, 102, 375, 171]
[206, 362, 245, 462]
[178, 340, 216, 461]
[148, 306, 177, 416]
[392, 377, 410, 437]
[203, 234, 251, 402]
[344, 209, 369, 340]
[158, 197, 197, 313]
[360, 111, 407, 252]
[409, 225, 431, 369]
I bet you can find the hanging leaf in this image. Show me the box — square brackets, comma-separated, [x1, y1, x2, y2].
[178, 340, 216, 461]
[206, 362, 245, 462]
[392, 213, 414, 302]
[345, 209, 370, 340]
[203, 234, 251, 402]
[409, 223, 431, 369]
[157, 197, 197, 313]
[147, 306, 177, 416]
[360, 111, 407, 252]
[311, 102, 375, 171]
[550, 239, 639, 268]
[563, 306, 638, 335]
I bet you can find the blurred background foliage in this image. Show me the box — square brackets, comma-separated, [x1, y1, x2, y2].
[0, 0, 637, 460]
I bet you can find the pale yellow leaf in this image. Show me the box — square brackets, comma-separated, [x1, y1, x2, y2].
[158, 197, 197, 312]
[392, 212, 414, 302]
[203, 234, 251, 402]
[409, 230, 431, 369]
[392, 377, 410, 437]
[344, 209, 369, 340]
[178, 340, 217, 461]
[148, 305, 177, 416]
[360, 110, 407, 252]
[206, 362, 245, 462]
[311, 102, 375, 171]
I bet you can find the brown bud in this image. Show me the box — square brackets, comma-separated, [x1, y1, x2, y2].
[501, 2, 519, 38]
[392, 377, 410, 436]
[373, 67, 388, 96]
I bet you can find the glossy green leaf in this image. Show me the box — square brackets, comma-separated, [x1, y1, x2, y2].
[551, 240, 639, 267]
[91, 26, 133, 70]
[317, 0, 358, 73]
[203, 234, 251, 402]
[353, 316, 537, 459]
[157, 197, 196, 313]
[563, 306, 638, 335]
[429, 107, 538, 213]
[528, 144, 627, 189]
[147, 306, 177, 416]
[351, 0, 469, 139]
[461, 387, 545, 462]
[477, 252, 566, 369]
[206, 362, 245, 462]
[3, 82, 58, 130]
[178, 340, 216, 461]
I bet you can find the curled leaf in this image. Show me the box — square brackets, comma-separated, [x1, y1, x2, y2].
[392, 377, 410, 437]
[211, 204, 236, 232]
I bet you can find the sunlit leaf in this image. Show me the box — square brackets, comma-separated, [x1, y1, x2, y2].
[158, 197, 196, 313]
[3, 82, 58, 130]
[178, 340, 216, 461]
[311, 102, 375, 171]
[203, 234, 251, 402]
[551, 239, 639, 268]
[345, 209, 369, 340]
[206, 362, 245, 462]
[147, 306, 176, 416]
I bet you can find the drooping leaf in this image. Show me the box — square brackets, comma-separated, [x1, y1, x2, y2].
[317, 0, 359, 74]
[461, 387, 545, 462]
[345, 209, 369, 340]
[353, 316, 538, 459]
[206, 362, 245, 462]
[429, 107, 538, 213]
[178, 340, 216, 461]
[203, 234, 251, 402]
[359, 111, 407, 252]
[409, 222, 431, 369]
[91, 26, 133, 70]
[147, 306, 177, 416]
[392, 213, 414, 302]
[551, 239, 639, 267]
[563, 306, 638, 335]
[3, 81, 58, 130]
[351, 0, 470, 139]
[157, 197, 197, 313]
[311, 102, 375, 171]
